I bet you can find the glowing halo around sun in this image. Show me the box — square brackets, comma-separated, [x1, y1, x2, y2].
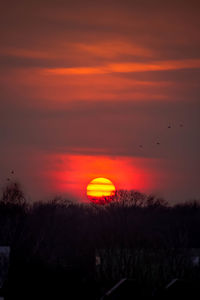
[87, 177, 116, 205]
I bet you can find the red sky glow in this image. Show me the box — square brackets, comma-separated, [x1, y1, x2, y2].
[0, 0, 200, 203]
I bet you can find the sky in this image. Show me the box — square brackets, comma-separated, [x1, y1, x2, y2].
[0, 0, 200, 203]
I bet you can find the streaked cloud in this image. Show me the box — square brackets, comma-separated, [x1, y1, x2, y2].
[43, 59, 200, 75]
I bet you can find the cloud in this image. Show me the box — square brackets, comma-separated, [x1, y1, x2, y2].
[43, 59, 200, 75]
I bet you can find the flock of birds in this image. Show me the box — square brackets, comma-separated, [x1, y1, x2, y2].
[6, 123, 184, 182]
[138, 123, 184, 149]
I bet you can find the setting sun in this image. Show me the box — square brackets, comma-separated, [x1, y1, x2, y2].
[87, 177, 116, 203]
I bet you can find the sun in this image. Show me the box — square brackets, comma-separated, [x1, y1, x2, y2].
[87, 177, 116, 204]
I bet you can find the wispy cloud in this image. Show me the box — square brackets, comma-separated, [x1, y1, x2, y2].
[43, 59, 200, 75]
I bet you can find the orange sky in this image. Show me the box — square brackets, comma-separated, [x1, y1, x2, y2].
[0, 0, 200, 203]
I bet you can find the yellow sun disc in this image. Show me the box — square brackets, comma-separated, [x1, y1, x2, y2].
[87, 177, 116, 198]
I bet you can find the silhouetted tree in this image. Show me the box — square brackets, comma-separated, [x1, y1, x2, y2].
[0, 183, 200, 299]
[1, 182, 26, 206]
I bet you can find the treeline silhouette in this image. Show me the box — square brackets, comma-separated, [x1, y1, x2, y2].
[0, 182, 200, 299]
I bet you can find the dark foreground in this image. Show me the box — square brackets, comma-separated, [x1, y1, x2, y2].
[1, 183, 200, 299]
